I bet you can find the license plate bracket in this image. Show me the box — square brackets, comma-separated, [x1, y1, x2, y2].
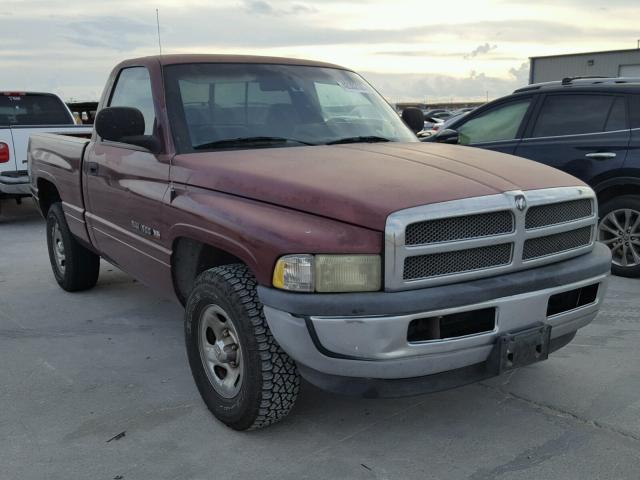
[496, 324, 552, 374]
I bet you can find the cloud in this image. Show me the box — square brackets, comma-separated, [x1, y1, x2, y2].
[465, 43, 497, 59]
[375, 50, 465, 58]
[159, 16, 638, 49]
[242, 0, 317, 16]
[362, 62, 530, 102]
[2, 4, 637, 52]
[500, 0, 636, 5]
[508, 62, 530, 84]
[64, 16, 155, 51]
[428, 20, 638, 44]
[290, 3, 317, 14]
[243, 0, 274, 14]
[376, 49, 521, 61]
[0, 0, 635, 103]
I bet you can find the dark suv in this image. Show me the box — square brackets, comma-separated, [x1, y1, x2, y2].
[426, 77, 640, 277]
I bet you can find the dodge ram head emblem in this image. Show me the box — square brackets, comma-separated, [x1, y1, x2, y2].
[515, 195, 527, 211]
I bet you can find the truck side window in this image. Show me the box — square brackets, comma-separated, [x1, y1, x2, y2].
[531, 95, 621, 138]
[457, 100, 531, 145]
[109, 67, 156, 135]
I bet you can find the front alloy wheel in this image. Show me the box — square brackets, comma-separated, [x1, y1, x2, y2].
[598, 195, 640, 278]
[598, 208, 640, 268]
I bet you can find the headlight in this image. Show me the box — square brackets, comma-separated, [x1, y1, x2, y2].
[272, 254, 314, 292]
[272, 254, 381, 293]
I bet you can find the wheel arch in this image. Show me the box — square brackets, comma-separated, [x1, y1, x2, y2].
[593, 177, 640, 207]
[36, 178, 61, 216]
[171, 235, 261, 306]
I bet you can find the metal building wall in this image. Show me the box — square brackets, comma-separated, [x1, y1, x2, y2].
[530, 49, 640, 84]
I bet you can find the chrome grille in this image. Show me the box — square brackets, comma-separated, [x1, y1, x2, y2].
[525, 199, 593, 229]
[385, 187, 598, 291]
[405, 211, 513, 245]
[523, 227, 593, 260]
[404, 244, 512, 280]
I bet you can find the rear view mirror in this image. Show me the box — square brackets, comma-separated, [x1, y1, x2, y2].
[95, 107, 161, 153]
[436, 128, 459, 144]
[258, 77, 288, 91]
[401, 107, 425, 134]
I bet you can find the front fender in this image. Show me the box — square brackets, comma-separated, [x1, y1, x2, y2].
[166, 184, 383, 286]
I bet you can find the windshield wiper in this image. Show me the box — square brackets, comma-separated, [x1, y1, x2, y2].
[326, 136, 391, 145]
[193, 136, 316, 150]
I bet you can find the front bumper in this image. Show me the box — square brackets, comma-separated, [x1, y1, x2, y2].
[259, 243, 611, 396]
[0, 172, 30, 196]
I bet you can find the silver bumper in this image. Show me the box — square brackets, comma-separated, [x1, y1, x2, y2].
[263, 273, 608, 380]
[0, 173, 30, 195]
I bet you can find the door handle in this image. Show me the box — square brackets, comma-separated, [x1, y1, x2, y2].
[585, 152, 616, 160]
[87, 162, 99, 175]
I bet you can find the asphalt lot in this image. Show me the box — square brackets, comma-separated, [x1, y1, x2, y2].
[1, 199, 639, 480]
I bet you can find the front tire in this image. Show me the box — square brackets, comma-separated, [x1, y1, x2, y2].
[185, 264, 300, 430]
[598, 195, 640, 278]
[46, 203, 100, 291]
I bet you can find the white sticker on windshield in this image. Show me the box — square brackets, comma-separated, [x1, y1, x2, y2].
[337, 79, 369, 93]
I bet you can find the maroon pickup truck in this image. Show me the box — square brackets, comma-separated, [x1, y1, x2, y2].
[29, 54, 611, 430]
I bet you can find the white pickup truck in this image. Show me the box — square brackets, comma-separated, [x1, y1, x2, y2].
[0, 92, 92, 206]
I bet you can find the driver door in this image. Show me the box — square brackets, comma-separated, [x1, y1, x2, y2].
[83, 66, 172, 288]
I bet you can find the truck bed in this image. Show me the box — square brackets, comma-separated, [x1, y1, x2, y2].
[10, 126, 91, 169]
[29, 132, 91, 243]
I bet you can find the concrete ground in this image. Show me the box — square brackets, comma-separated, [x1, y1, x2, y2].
[1, 199, 639, 480]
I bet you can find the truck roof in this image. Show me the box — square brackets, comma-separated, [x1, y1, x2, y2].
[117, 54, 351, 71]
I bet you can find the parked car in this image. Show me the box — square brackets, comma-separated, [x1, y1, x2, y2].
[29, 55, 610, 430]
[452, 107, 476, 115]
[420, 115, 445, 135]
[422, 108, 453, 121]
[426, 77, 640, 277]
[420, 112, 468, 137]
[0, 92, 92, 208]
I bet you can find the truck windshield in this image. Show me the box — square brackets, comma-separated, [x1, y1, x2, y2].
[0, 93, 74, 126]
[164, 63, 417, 152]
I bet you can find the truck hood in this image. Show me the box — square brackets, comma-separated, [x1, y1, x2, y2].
[172, 142, 585, 231]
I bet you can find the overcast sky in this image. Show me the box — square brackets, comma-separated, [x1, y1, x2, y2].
[2, 0, 639, 102]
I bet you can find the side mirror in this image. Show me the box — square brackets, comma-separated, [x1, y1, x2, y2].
[401, 107, 425, 134]
[95, 107, 161, 153]
[436, 128, 459, 144]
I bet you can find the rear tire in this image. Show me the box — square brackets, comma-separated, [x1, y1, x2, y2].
[46, 203, 100, 291]
[184, 264, 300, 430]
[598, 195, 640, 278]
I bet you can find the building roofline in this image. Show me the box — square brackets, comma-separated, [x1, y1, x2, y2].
[530, 47, 640, 61]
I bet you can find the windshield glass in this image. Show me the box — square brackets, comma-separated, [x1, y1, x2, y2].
[0, 93, 74, 126]
[164, 63, 417, 152]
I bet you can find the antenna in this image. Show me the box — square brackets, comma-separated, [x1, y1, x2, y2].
[156, 8, 162, 55]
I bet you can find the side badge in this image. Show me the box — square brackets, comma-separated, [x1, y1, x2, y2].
[131, 220, 161, 239]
